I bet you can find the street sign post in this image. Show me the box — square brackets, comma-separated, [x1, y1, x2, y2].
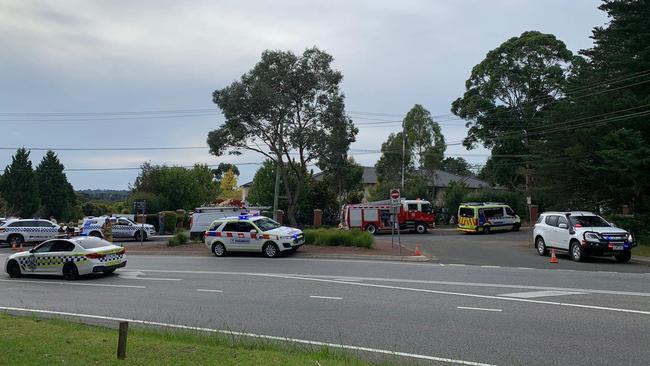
[389, 189, 401, 255]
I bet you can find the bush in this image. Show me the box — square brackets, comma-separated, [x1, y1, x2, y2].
[161, 211, 178, 234]
[168, 231, 189, 246]
[304, 228, 373, 248]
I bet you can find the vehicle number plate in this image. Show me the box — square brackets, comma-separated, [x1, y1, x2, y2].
[613, 245, 624, 250]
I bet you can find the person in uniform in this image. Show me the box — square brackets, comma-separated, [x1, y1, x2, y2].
[102, 218, 113, 242]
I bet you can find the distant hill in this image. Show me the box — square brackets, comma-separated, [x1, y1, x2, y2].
[76, 189, 130, 202]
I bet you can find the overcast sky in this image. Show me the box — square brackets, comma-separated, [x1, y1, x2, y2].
[0, 0, 608, 190]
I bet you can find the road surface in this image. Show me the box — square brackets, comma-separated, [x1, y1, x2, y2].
[2, 254, 649, 365]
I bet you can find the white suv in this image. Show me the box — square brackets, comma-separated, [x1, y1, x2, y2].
[0, 219, 62, 246]
[533, 212, 636, 262]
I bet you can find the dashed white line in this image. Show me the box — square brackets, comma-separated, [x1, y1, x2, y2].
[310, 295, 343, 300]
[0, 306, 497, 366]
[449, 264, 466, 267]
[0, 279, 145, 289]
[480, 265, 501, 268]
[499, 290, 587, 299]
[457, 306, 503, 312]
[197, 289, 223, 293]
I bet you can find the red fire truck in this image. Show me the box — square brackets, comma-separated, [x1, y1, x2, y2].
[341, 199, 435, 234]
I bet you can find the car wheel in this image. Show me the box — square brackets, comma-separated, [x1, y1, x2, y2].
[512, 224, 520, 232]
[62, 263, 80, 281]
[615, 251, 631, 263]
[212, 242, 227, 257]
[570, 242, 585, 262]
[535, 237, 548, 256]
[134, 230, 147, 242]
[8, 234, 24, 247]
[483, 226, 491, 234]
[415, 223, 427, 234]
[6, 260, 21, 278]
[263, 242, 280, 258]
[366, 224, 378, 235]
[103, 269, 116, 275]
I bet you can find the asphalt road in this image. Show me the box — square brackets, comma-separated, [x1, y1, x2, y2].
[2, 254, 650, 365]
[382, 227, 650, 273]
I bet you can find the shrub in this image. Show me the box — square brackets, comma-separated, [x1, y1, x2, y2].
[168, 231, 189, 246]
[161, 211, 178, 234]
[304, 228, 373, 248]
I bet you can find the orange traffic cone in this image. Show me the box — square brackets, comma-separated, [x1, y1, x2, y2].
[415, 244, 421, 256]
[11, 242, 17, 251]
[550, 249, 558, 264]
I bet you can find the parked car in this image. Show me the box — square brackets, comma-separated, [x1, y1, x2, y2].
[204, 213, 304, 258]
[5, 236, 126, 280]
[533, 211, 636, 262]
[457, 202, 521, 234]
[81, 216, 155, 241]
[190, 205, 269, 240]
[0, 218, 62, 246]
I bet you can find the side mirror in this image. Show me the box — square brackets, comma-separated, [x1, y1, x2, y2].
[29, 248, 35, 253]
[558, 223, 568, 229]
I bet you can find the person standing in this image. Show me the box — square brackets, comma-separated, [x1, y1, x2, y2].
[102, 217, 113, 242]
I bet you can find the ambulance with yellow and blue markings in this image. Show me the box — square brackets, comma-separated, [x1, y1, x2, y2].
[457, 202, 521, 234]
[204, 213, 304, 258]
[4, 236, 126, 280]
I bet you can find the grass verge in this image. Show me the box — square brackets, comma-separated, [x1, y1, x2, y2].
[632, 239, 650, 257]
[0, 314, 376, 366]
[304, 228, 374, 248]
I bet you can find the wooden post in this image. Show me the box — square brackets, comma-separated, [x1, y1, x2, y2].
[117, 321, 128, 360]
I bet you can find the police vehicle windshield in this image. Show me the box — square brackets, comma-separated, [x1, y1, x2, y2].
[569, 215, 611, 227]
[254, 217, 281, 231]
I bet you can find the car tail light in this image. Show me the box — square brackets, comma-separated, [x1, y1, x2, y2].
[86, 252, 106, 259]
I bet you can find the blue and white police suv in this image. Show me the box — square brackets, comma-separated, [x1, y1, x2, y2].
[204, 213, 304, 258]
[5, 236, 126, 280]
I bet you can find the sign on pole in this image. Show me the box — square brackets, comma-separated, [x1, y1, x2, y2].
[390, 188, 401, 207]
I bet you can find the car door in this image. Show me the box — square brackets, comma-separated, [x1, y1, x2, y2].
[114, 218, 131, 238]
[554, 216, 571, 250]
[544, 215, 560, 248]
[221, 222, 240, 251]
[26, 241, 55, 273]
[39, 220, 60, 241]
[504, 206, 517, 229]
[234, 222, 257, 251]
[41, 240, 76, 274]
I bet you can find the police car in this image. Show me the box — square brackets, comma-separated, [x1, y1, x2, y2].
[81, 216, 156, 241]
[205, 213, 304, 258]
[4, 236, 127, 280]
[0, 218, 62, 247]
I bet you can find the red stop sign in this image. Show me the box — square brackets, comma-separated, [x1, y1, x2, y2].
[390, 189, 400, 200]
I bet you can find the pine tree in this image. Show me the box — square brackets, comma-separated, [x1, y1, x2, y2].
[35, 150, 77, 221]
[1, 148, 40, 217]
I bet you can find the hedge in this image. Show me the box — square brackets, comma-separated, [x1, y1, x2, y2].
[161, 211, 178, 234]
[168, 231, 189, 246]
[304, 228, 373, 248]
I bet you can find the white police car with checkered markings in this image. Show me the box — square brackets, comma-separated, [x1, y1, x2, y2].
[205, 214, 304, 258]
[81, 216, 156, 241]
[0, 218, 62, 247]
[5, 236, 126, 280]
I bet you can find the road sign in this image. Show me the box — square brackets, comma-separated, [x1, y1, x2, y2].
[134, 200, 146, 214]
[390, 189, 401, 207]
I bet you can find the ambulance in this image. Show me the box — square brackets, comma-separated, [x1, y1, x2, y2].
[457, 202, 521, 234]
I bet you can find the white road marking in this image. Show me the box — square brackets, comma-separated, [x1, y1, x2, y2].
[0, 279, 145, 289]
[439, 264, 446, 266]
[119, 271, 181, 281]
[126, 269, 650, 298]
[480, 265, 501, 268]
[449, 264, 466, 267]
[457, 306, 502, 312]
[0, 306, 496, 366]
[310, 296, 343, 300]
[499, 290, 587, 299]
[281, 276, 650, 316]
[517, 267, 534, 270]
[197, 289, 223, 293]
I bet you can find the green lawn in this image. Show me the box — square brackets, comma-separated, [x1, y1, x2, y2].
[633, 244, 650, 257]
[0, 314, 377, 366]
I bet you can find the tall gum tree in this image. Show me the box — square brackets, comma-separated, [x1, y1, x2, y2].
[207, 47, 357, 225]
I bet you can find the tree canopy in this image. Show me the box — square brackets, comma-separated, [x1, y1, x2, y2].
[207, 47, 356, 225]
[1, 148, 40, 217]
[35, 151, 77, 221]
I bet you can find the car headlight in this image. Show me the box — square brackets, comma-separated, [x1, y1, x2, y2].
[627, 233, 634, 243]
[584, 232, 600, 242]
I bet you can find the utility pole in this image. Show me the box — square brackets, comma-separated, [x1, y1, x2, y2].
[401, 118, 406, 190]
[273, 160, 280, 220]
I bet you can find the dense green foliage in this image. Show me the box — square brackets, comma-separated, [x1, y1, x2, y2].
[304, 228, 373, 248]
[0, 148, 40, 217]
[35, 151, 78, 221]
[168, 231, 190, 246]
[130, 163, 219, 212]
[207, 47, 357, 225]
